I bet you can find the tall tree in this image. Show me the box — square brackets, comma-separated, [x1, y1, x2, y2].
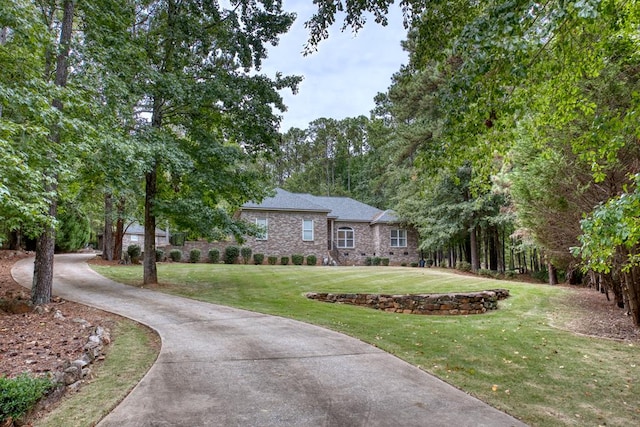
[30, 0, 75, 304]
[130, 0, 300, 284]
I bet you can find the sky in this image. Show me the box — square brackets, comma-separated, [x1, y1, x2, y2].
[260, 1, 409, 132]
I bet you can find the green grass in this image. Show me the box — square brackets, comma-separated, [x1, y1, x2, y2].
[92, 263, 640, 426]
[35, 319, 158, 427]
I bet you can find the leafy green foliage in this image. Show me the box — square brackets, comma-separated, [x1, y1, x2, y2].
[253, 253, 265, 265]
[155, 249, 165, 262]
[224, 246, 240, 265]
[306, 255, 317, 266]
[127, 245, 141, 263]
[240, 247, 252, 265]
[291, 254, 304, 265]
[280, 256, 289, 266]
[189, 249, 201, 264]
[456, 261, 472, 272]
[0, 374, 54, 422]
[55, 203, 91, 253]
[267, 256, 277, 265]
[169, 249, 182, 262]
[207, 248, 220, 264]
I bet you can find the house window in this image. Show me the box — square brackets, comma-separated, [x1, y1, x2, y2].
[337, 227, 354, 248]
[391, 229, 407, 247]
[255, 218, 268, 240]
[130, 235, 139, 242]
[302, 219, 314, 241]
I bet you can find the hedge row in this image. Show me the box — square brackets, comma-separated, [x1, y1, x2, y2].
[157, 246, 319, 266]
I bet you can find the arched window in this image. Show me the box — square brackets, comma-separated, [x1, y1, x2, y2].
[337, 227, 354, 248]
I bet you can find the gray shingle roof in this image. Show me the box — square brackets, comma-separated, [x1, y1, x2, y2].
[125, 222, 167, 236]
[298, 194, 382, 222]
[371, 209, 400, 224]
[242, 188, 331, 213]
[243, 188, 401, 224]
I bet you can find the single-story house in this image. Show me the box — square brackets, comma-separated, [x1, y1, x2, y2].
[122, 223, 169, 249]
[239, 188, 420, 265]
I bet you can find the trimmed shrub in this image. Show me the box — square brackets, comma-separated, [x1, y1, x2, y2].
[189, 249, 201, 263]
[291, 254, 304, 265]
[155, 249, 165, 262]
[224, 246, 240, 264]
[0, 374, 54, 421]
[253, 253, 265, 265]
[240, 247, 252, 264]
[410, 262, 419, 267]
[456, 261, 472, 272]
[306, 255, 317, 266]
[372, 256, 381, 266]
[127, 245, 142, 264]
[169, 249, 182, 262]
[208, 248, 220, 264]
[364, 257, 372, 266]
[381, 257, 390, 266]
[280, 256, 289, 266]
[267, 256, 278, 265]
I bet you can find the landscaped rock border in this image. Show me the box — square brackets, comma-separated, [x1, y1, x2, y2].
[305, 289, 510, 315]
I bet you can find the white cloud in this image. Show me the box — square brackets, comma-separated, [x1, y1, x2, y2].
[260, 1, 408, 131]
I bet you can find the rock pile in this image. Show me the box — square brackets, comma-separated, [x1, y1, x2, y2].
[305, 289, 510, 315]
[55, 322, 111, 388]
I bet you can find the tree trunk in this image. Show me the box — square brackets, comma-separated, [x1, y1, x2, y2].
[32, 208, 56, 304]
[103, 193, 114, 260]
[547, 260, 558, 285]
[113, 197, 125, 260]
[143, 165, 158, 284]
[470, 225, 480, 272]
[489, 226, 498, 271]
[625, 265, 640, 326]
[32, 0, 74, 305]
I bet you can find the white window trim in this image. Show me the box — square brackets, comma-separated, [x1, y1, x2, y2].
[391, 229, 407, 248]
[130, 234, 139, 242]
[302, 219, 314, 241]
[337, 227, 355, 249]
[256, 218, 268, 240]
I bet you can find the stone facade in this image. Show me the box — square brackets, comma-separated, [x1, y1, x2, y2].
[305, 289, 510, 315]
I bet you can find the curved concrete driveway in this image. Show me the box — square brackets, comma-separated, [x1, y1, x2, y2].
[13, 254, 526, 427]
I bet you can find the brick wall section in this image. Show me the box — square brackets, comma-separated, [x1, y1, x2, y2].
[331, 222, 421, 266]
[332, 221, 373, 265]
[123, 234, 168, 251]
[305, 289, 510, 315]
[241, 210, 329, 259]
[373, 223, 420, 266]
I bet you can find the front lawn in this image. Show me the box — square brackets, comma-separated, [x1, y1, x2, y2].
[92, 263, 639, 427]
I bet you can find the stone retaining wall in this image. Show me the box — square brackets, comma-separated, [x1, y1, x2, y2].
[305, 289, 510, 315]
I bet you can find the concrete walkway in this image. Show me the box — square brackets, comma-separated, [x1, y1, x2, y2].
[12, 254, 526, 427]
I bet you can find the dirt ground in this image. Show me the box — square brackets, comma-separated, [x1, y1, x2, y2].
[1, 250, 638, 423]
[0, 251, 121, 381]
